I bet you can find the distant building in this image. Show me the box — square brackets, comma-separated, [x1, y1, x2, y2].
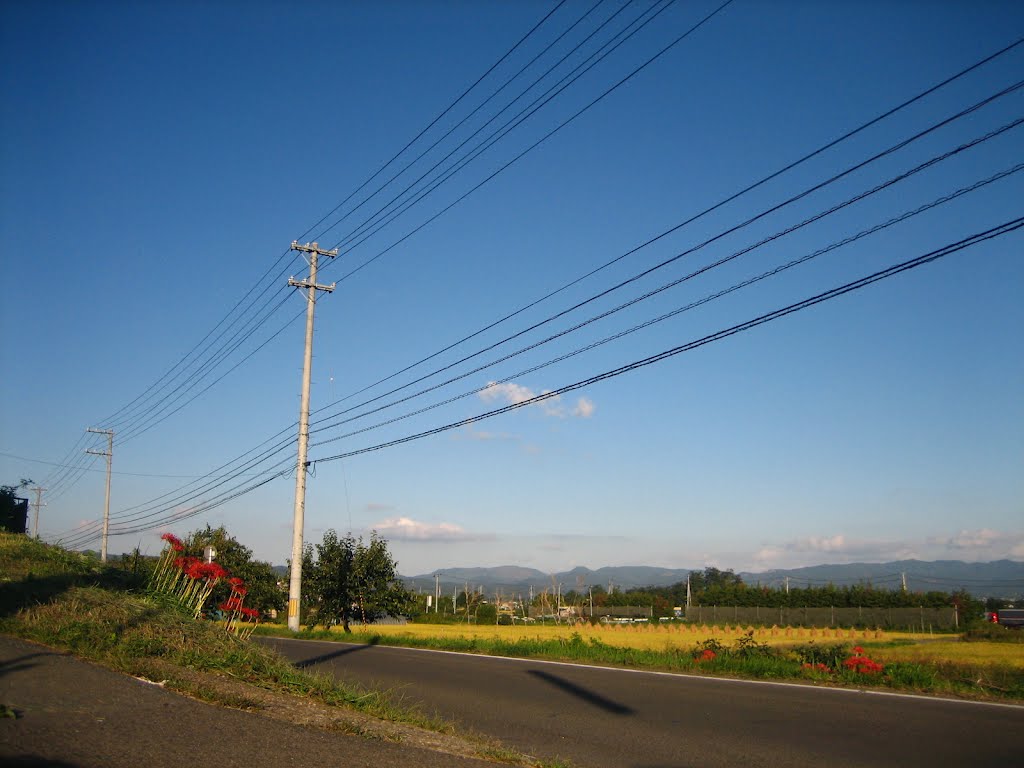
[0, 494, 29, 534]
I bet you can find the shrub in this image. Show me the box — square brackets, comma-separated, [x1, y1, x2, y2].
[790, 642, 850, 668]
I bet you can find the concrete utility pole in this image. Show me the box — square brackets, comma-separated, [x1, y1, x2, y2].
[86, 428, 114, 562]
[286, 240, 338, 633]
[30, 486, 46, 537]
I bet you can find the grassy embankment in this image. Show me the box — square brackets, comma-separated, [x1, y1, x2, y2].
[259, 616, 1024, 701]
[0, 534, 570, 767]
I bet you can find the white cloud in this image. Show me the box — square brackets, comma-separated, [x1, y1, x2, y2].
[478, 381, 594, 419]
[752, 534, 918, 569]
[453, 427, 515, 441]
[944, 528, 1001, 550]
[573, 397, 596, 418]
[372, 516, 492, 543]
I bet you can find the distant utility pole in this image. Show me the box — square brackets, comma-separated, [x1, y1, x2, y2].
[785, 576, 790, 594]
[86, 428, 114, 562]
[901, 572, 908, 593]
[30, 486, 46, 537]
[286, 241, 338, 633]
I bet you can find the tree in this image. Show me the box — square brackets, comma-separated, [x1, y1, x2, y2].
[306, 529, 413, 632]
[183, 525, 285, 614]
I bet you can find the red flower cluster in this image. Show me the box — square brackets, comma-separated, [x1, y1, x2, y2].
[184, 561, 225, 582]
[240, 607, 260, 620]
[695, 649, 717, 663]
[220, 597, 244, 612]
[843, 647, 884, 675]
[160, 532, 185, 552]
[174, 556, 199, 572]
[802, 663, 831, 673]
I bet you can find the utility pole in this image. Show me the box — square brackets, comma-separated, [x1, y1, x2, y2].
[785, 576, 790, 594]
[86, 428, 114, 562]
[30, 486, 46, 537]
[686, 574, 692, 609]
[901, 572, 908, 593]
[286, 241, 338, 632]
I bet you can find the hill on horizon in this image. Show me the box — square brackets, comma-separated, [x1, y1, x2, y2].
[403, 559, 1024, 598]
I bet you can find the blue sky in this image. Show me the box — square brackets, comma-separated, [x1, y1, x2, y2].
[2, 0, 1022, 576]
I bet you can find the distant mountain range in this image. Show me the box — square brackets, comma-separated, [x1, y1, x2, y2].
[404, 560, 1024, 598]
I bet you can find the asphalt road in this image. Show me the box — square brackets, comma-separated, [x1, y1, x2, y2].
[261, 636, 1024, 768]
[0, 635, 492, 768]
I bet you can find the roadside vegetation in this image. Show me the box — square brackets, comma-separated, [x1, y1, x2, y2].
[259, 619, 1024, 702]
[0, 533, 570, 767]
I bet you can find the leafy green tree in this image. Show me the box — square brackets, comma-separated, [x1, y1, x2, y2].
[305, 529, 413, 632]
[183, 525, 285, 614]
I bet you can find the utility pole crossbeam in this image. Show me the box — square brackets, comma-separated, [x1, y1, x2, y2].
[86, 428, 114, 562]
[286, 241, 338, 633]
[30, 486, 47, 538]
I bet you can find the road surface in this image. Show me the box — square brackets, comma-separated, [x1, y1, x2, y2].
[261, 635, 1023, 768]
[0, 634, 492, 768]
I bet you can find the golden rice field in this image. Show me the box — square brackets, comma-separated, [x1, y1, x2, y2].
[322, 622, 1023, 668]
[869, 641, 1024, 669]
[334, 620, 947, 649]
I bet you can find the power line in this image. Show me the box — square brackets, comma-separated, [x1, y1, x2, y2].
[321, 0, 736, 283]
[317, 0, 664, 249]
[308, 0, 615, 246]
[296, 0, 572, 243]
[303, 92, 1023, 440]
[310, 217, 1023, 465]
[306, 161, 1023, 449]
[303, 37, 1024, 422]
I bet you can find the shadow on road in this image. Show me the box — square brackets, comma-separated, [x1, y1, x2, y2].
[294, 636, 381, 668]
[1, 757, 81, 767]
[527, 669, 636, 715]
[0, 652, 61, 680]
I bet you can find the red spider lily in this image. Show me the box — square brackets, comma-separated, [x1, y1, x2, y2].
[232, 585, 247, 596]
[175, 556, 199, 572]
[228, 577, 245, 589]
[843, 652, 884, 675]
[240, 607, 260, 620]
[186, 562, 227, 582]
[202, 563, 228, 581]
[696, 649, 716, 662]
[160, 532, 185, 552]
[802, 663, 831, 673]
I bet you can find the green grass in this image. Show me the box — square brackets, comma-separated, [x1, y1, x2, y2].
[256, 624, 1024, 701]
[0, 533, 574, 766]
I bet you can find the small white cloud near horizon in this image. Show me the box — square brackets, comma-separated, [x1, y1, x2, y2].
[479, 381, 595, 419]
[751, 528, 1024, 570]
[372, 516, 493, 543]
